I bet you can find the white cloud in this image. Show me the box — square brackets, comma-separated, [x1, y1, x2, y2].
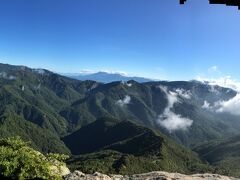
[159, 86, 178, 107]
[202, 100, 211, 110]
[116, 95, 131, 107]
[8, 75, 16, 80]
[121, 81, 132, 87]
[209, 85, 220, 94]
[158, 111, 193, 132]
[215, 94, 240, 115]
[126, 83, 132, 87]
[101, 70, 128, 76]
[201, 94, 240, 116]
[197, 76, 240, 115]
[175, 88, 192, 99]
[208, 65, 219, 73]
[0, 72, 7, 78]
[197, 76, 240, 92]
[33, 69, 46, 75]
[0, 72, 16, 80]
[157, 86, 193, 132]
[79, 69, 97, 74]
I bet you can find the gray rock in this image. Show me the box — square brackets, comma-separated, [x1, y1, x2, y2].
[64, 171, 240, 180]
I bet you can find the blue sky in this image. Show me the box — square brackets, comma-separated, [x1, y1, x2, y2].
[0, 0, 239, 80]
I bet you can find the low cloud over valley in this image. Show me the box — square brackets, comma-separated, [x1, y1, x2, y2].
[157, 86, 193, 132]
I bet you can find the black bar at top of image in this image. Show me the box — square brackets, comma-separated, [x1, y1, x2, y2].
[180, 0, 240, 9]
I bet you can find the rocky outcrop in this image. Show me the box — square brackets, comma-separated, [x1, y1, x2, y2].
[64, 171, 240, 180]
[50, 164, 70, 177]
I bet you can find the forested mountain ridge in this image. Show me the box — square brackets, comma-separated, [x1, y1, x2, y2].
[64, 117, 213, 175]
[194, 134, 240, 177]
[1, 63, 240, 152]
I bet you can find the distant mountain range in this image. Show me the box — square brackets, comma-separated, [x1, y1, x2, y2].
[1, 63, 240, 177]
[64, 71, 154, 83]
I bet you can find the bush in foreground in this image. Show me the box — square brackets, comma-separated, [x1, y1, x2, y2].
[0, 136, 69, 179]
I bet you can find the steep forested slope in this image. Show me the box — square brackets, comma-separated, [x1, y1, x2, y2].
[194, 134, 240, 177]
[0, 63, 99, 153]
[64, 117, 212, 175]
